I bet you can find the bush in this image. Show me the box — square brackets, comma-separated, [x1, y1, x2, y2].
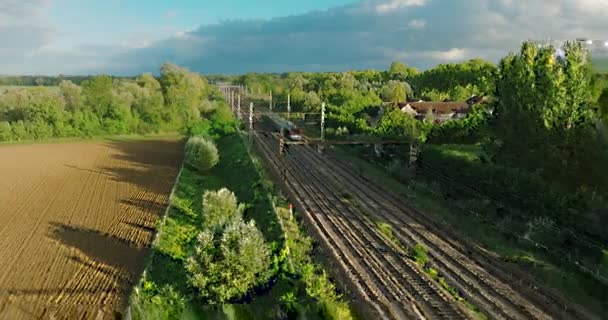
[413, 244, 429, 266]
[0, 121, 11, 141]
[185, 218, 271, 303]
[202, 188, 244, 230]
[185, 136, 219, 172]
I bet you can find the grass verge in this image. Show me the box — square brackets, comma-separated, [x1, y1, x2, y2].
[129, 133, 354, 319]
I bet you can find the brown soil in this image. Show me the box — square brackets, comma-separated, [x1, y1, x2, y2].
[0, 138, 183, 319]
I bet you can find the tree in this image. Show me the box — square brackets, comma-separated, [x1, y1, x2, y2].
[375, 108, 427, 141]
[201, 189, 244, 230]
[413, 59, 496, 95]
[59, 80, 83, 112]
[493, 41, 607, 192]
[11, 120, 27, 140]
[161, 63, 207, 127]
[185, 218, 271, 303]
[421, 89, 450, 102]
[185, 137, 219, 172]
[135, 73, 165, 127]
[599, 88, 608, 124]
[380, 81, 408, 103]
[388, 61, 418, 80]
[82, 75, 114, 118]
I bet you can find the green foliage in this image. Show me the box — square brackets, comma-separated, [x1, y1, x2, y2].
[59, 80, 83, 111]
[156, 217, 199, 260]
[413, 58, 497, 95]
[427, 104, 491, 144]
[421, 89, 450, 102]
[82, 75, 114, 117]
[375, 108, 428, 141]
[388, 61, 419, 81]
[598, 88, 608, 124]
[380, 80, 408, 103]
[131, 283, 187, 320]
[0, 121, 10, 141]
[201, 188, 244, 230]
[171, 196, 196, 218]
[161, 63, 208, 127]
[185, 218, 271, 303]
[0, 63, 214, 142]
[494, 41, 608, 194]
[413, 244, 429, 266]
[376, 222, 398, 246]
[185, 136, 220, 172]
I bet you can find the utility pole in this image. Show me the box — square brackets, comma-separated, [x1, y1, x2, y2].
[287, 94, 291, 120]
[279, 128, 285, 156]
[269, 91, 273, 111]
[231, 91, 235, 114]
[319, 102, 326, 153]
[249, 102, 254, 143]
[279, 127, 286, 182]
[237, 94, 241, 120]
[409, 139, 419, 181]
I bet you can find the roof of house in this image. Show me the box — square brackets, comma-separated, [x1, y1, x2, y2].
[398, 101, 470, 114]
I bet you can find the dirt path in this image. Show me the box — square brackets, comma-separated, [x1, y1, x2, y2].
[0, 139, 183, 319]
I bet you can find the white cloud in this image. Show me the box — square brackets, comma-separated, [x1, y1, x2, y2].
[429, 48, 467, 61]
[376, 0, 428, 14]
[2, 0, 608, 75]
[408, 18, 426, 29]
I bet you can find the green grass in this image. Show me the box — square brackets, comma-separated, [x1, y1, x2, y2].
[376, 222, 399, 247]
[428, 143, 483, 162]
[329, 145, 608, 317]
[131, 133, 355, 320]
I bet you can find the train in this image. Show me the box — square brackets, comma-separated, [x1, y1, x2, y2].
[264, 112, 303, 141]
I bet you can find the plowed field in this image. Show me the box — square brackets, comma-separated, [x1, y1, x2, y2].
[0, 138, 183, 319]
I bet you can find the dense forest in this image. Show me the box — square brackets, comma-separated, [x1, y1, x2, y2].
[0, 64, 215, 141]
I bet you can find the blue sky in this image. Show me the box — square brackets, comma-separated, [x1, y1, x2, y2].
[1, 0, 607, 75]
[47, 0, 358, 49]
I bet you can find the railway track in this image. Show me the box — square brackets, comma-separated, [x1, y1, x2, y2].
[309, 147, 598, 320]
[255, 131, 471, 320]
[233, 98, 596, 320]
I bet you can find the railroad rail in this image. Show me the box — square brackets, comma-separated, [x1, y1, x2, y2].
[256, 131, 469, 319]
[227, 93, 597, 320]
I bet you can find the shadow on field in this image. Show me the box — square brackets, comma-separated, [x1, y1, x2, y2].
[96, 139, 184, 196]
[63, 164, 115, 177]
[119, 197, 167, 215]
[49, 222, 148, 279]
[104, 139, 185, 169]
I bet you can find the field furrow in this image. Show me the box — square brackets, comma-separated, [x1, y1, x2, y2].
[0, 138, 183, 319]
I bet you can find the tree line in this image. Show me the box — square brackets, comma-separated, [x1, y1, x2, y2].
[221, 41, 608, 243]
[0, 63, 213, 142]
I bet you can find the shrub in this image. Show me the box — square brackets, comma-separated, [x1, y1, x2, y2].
[185, 218, 271, 303]
[0, 121, 11, 141]
[413, 244, 429, 266]
[202, 188, 244, 230]
[185, 136, 219, 171]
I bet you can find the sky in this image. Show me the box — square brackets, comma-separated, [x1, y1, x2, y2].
[1, 0, 607, 75]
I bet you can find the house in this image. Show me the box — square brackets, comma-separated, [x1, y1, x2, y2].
[397, 101, 471, 123]
[387, 95, 488, 124]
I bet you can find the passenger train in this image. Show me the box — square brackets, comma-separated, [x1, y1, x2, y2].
[264, 112, 303, 141]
